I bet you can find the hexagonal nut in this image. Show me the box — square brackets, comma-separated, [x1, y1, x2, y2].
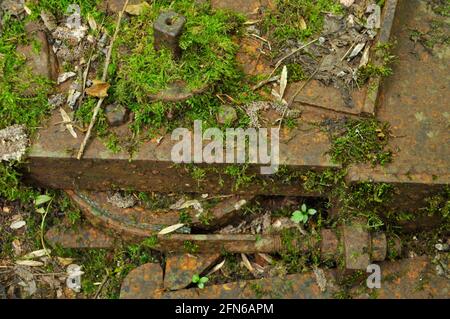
[217, 105, 237, 125]
[320, 229, 339, 260]
[342, 223, 370, 270]
[387, 237, 402, 259]
[105, 103, 129, 127]
[370, 232, 387, 261]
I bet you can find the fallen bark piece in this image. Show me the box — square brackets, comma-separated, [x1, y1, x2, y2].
[164, 253, 220, 291]
[0, 125, 28, 162]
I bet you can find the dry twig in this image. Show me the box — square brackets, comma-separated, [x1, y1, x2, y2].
[77, 0, 129, 160]
[277, 61, 322, 129]
[268, 38, 319, 80]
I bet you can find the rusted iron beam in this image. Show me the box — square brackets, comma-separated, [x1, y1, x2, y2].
[24, 109, 335, 196]
[45, 220, 400, 270]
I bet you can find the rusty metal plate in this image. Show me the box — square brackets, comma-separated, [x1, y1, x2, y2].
[120, 263, 338, 299]
[349, 0, 450, 185]
[120, 257, 448, 299]
[351, 256, 450, 299]
[348, 0, 450, 207]
[120, 263, 164, 299]
[25, 108, 335, 195]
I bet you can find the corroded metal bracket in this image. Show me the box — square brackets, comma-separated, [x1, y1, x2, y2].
[153, 11, 186, 59]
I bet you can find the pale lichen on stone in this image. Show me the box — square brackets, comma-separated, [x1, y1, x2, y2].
[0, 125, 29, 162]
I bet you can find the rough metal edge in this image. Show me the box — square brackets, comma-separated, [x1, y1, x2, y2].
[362, 0, 399, 116]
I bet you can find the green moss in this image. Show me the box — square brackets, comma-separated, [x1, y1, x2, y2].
[142, 235, 159, 249]
[329, 118, 392, 166]
[183, 240, 199, 254]
[179, 211, 192, 224]
[303, 169, 346, 194]
[137, 192, 177, 210]
[109, 0, 247, 134]
[357, 42, 396, 85]
[279, 228, 309, 273]
[430, 0, 450, 17]
[0, 162, 36, 202]
[28, 0, 103, 18]
[262, 0, 342, 46]
[286, 63, 308, 82]
[190, 165, 207, 183]
[224, 164, 256, 191]
[199, 211, 213, 226]
[249, 281, 268, 299]
[0, 15, 53, 131]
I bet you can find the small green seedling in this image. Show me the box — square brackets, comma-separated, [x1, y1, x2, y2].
[34, 194, 53, 256]
[192, 274, 209, 289]
[291, 204, 317, 224]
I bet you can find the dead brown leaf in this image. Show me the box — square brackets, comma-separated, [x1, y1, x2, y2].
[125, 1, 151, 15]
[298, 17, 307, 30]
[85, 80, 110, 98]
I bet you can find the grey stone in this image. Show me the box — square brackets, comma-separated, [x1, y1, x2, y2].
[0, 125, 28, 162]
[105, 104, 129, 127]
[217, 105, 237, 125]
[1, 0, 25, 17]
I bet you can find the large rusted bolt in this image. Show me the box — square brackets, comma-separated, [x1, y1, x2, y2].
[153, 11, 186, 59]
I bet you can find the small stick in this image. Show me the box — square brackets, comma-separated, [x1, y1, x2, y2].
[267, 38, 318, 80]
[77, 0, 129, 160]
[94, 270, 110, 299]
[340, 42, 355, 62]
[251, 75, 280, 91]
[248, 33, 271, 51]
[277, 63, 322, 129]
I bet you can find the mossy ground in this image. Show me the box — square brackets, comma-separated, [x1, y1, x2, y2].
[261, 0, 343, 54]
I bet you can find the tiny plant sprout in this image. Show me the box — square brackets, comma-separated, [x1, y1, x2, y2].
[291, 204, 317, 224]
[192, 274, 209, 289]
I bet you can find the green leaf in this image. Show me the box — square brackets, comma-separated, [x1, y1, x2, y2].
[291, 211, 303, 223]
[301, 215, 308, 224]
[301, 204, 307, 212]
[35, 195, 51, 206]
[308, 208, 317, 216]
[192, 274, 200, 283]
[199, 277, 209, 284]
[36, 207, 45, 214]
[198, 282, 205, 289]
